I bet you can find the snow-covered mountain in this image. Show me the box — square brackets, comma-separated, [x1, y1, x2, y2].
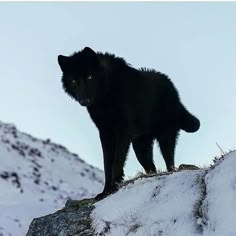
[0, 121, 104, 236]
[92, 151, 236, 236]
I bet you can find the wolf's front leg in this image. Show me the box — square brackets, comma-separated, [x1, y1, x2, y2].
[112, 134, 130, 186]
[95, 130, 116, 200]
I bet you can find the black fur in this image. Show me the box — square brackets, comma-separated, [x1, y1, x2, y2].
[58, 47, 200, 200]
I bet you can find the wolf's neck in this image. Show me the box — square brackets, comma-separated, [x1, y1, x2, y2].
[98, 53, 129, 75]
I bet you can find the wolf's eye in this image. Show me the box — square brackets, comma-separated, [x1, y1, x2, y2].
[88, 75, 93, 80]
[71, 80, 77, 85]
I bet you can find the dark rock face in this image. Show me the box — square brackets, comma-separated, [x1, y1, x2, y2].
[26, 199, 96, 236]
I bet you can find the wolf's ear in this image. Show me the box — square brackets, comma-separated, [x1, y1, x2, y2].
[83, 47, 96, 57]
[83, 47, 99, 65]
[58, 55, 70, 72]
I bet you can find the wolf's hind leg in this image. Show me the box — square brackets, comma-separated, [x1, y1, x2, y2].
[132, 135, 156, 174]
[157, 130, 179, 172]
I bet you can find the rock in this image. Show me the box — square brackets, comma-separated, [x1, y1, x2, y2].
[26, 198, 96, 236]
[178, 164, 200, 171]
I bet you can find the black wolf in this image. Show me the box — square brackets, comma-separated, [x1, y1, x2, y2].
[58, 47, 200, 200]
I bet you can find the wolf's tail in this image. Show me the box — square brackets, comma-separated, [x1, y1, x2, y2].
[179, 106, 200, 133]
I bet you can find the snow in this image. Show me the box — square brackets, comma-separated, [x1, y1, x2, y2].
[1, 119, 235, 236]
[0, 121, 104, 236]
[202, 151, 236, 236]
[92, 151, 236, 236]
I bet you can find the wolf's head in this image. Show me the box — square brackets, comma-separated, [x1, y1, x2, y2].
[58, 47, 108, 107]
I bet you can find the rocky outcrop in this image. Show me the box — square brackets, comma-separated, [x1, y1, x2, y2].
[26, 164, 200, 236]
[26, 164, 201, 236]
[26, 154, 236, 236]
[26, 198, 96, 236]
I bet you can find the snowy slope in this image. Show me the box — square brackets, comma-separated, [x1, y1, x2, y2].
[92, 151, 236, 236]
[0, 121, 104, 236]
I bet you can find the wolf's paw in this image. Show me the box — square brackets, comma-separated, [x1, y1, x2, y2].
[167, 165, 177, 172]
[94, 183, 120, 201]
[94, 190, 110, 201]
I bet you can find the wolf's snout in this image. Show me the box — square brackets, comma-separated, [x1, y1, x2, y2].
[80, 98, 91, 106]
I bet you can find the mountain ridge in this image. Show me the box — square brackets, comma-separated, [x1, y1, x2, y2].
[0, 120, 104, 236]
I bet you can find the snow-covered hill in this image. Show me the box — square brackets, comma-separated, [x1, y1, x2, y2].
[0, 121, 104, 236]
[92, 151, 236, 236]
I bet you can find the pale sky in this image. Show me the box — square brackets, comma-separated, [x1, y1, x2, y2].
[0, 2, 235, 176]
